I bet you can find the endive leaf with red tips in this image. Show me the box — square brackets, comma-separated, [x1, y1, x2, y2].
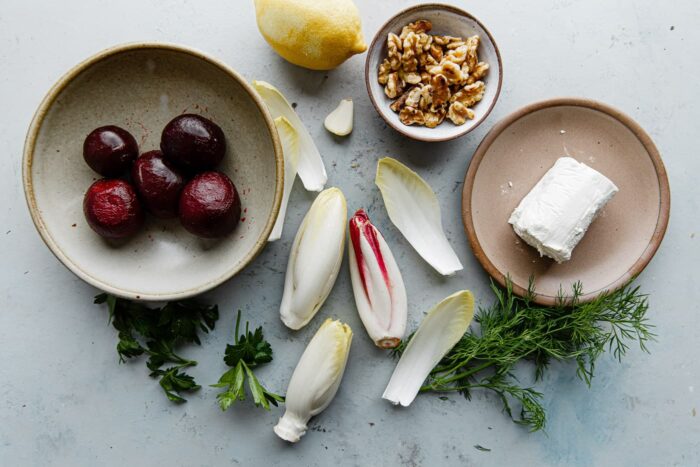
[348, 209, 407, 348]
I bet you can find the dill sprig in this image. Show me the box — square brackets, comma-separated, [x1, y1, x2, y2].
[396, 277, 654, 431]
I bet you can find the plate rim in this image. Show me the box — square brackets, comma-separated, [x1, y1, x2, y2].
[22, 42, 284, 301]
[461, 97, 671, 305]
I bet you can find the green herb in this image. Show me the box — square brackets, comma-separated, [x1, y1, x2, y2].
[394, 277, 654, 431]
[212, 310, 284, 411]
[94, 293, 218, 403]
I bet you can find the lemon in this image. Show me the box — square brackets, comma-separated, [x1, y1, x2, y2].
[254, 0, 367, 71]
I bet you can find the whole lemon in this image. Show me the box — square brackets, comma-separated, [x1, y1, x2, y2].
[254, 0, 368, 71]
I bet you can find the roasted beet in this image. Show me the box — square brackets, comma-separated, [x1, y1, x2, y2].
[160, 114, 226, 173]
[131, 150, 186, 218]
[83, 125, 139, 176]
[178, 171, 241, 238]
[83, 179, 144, 239]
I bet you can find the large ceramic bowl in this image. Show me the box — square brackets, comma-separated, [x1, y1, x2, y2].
[365, 3, 502, 142]
[23, 43, 283, 301]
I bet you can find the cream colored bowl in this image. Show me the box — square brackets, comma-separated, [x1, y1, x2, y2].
[23, 43, 283, 301]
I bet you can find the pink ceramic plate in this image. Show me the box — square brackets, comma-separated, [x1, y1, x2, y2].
[462, 98, 670, 305]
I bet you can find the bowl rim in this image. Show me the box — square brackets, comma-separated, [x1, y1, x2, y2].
[461, 97, 671, 305]
[364, 3, 503, 142]
[22, 42, 284, 301]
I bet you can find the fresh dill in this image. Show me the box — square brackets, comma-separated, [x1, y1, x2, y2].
[394, 277, 654, 431]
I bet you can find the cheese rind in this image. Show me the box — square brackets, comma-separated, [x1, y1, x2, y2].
[508, 157, 619, 263]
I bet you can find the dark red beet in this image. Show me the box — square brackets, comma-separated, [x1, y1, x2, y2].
[83, 126, 139, 176]
[83, 179, 144, 239]
[160, 114, 226, 173]
[131, 150, 186, 218]
[179, 171, 241, 238]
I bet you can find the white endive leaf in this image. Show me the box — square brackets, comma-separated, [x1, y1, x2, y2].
[348, 209, 407, 348]
[268, 117, 300, 242]
[324, 99, 353, 136]
[253, 80, 327, 191]
[274, 319, 353, 443]
[375, 157, 463, 275]
[280, 188, 347, 330]
[382, 290, 474, 407]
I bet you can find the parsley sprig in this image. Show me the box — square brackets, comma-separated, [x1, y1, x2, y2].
[94, 293, 219, 403]
[395, 277, 654, 431]
[211, 311, 284, 411]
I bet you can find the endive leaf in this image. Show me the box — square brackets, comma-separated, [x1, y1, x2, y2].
[348, 209, 407, 348]
[280, 188, 347, 330]
[274, 319, 353, 443]
[375, 157, 463, 276]
[253, 80, 327, 191]
[268, 117, 300, 241]
[382, 290, 474, 407]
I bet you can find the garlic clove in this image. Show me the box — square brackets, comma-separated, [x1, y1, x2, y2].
[324, 99, 354, 136]
[348, 209, 407, 348]
[280, 188, 347, 330]
[274, 319, 353, 443]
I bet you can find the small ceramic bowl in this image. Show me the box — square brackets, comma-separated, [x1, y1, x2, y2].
[23, 43, 283, 301]
[365, 3, 503, 142]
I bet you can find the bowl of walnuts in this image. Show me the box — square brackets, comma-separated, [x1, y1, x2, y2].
[365, 4, 503, 142]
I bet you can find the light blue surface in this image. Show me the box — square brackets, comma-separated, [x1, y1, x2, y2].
[1, 1, 699, 465]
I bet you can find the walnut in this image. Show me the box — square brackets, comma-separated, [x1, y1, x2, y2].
[447, 102, 475, 125]
[430, 74, 450, 109]
[417, 33, 432, 52]
[387, 33, 402, 70]
[445, 45, 468, 66]
[433, 35, 461, 46]
[400, 20, 432, 39]
[403, 86, 423, 108]
[424, 108, 446, 128]
[378, 20, 489, 129]
[429, 43, 443, 62]
[399, 106, 426, 125]
[415, 33, 433, 67]
[378, 59, 391, 85]
[399, 70, 422, 85]
[390, 92, 409, 112]
[446, 41, 467, 50]
[418, 84, 433, 110]
[451, 81, 485, 107]
[401, 32, 420, 72]
[465, 62, 489, 85]
[385, 72, 404, 99]
[438, 60, 463, 84]
[465, 35, 480, 72]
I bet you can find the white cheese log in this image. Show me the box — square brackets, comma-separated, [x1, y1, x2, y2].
[508, 157, 619, 263]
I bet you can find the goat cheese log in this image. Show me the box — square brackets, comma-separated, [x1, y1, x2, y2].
[508, 157, 619, 263]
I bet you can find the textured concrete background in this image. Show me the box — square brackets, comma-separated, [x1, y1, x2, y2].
[1, 1, 699, 465]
